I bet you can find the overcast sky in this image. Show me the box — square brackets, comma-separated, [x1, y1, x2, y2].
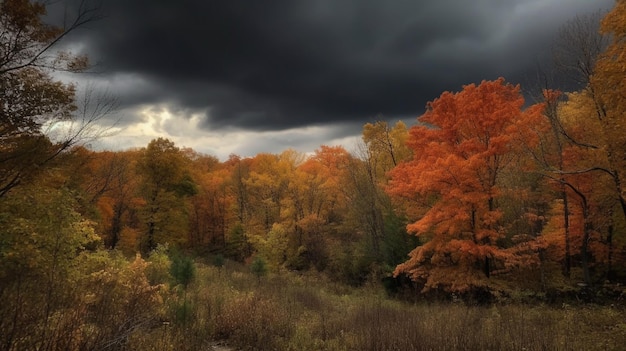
[49, 0, 615, 160]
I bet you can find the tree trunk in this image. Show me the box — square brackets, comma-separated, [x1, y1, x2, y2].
[562, 188, 571, 277]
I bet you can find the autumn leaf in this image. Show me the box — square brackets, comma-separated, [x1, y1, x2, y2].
[387, 78, 546, 293]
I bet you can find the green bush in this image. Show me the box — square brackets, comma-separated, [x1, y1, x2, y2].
[250, 256, 268, 282]
[170, 252, 196, 289]
[147, 244, 172, 285]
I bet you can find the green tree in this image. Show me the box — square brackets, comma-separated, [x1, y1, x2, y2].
[250, 256, 268, 283]
[170, 252, 196, 290]
[212, 253, 225, 269]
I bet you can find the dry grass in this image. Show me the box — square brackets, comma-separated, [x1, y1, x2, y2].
[144, 261, 626, 351]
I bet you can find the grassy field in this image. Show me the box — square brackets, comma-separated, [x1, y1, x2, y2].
[132, 260, 626, 351]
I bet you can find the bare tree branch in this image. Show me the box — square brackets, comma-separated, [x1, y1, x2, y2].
[0, 0, 104, 75]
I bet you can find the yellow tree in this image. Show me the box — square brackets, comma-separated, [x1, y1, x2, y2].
[0, 183, 100, 350]
[346, 121, 413, 266]
[362, 120, 412, 176]
[136, 138, 197, 253]
[244, 152, 290, 235]
[308, 145, 351, 223]
[591, 0, 626, 217]
[243, 151, 302, 268]
[546, 91, 621, 283]
[387, 78, 546, 294]
[286, 146, 350, 270]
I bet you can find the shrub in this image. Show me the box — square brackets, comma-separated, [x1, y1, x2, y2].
[250, 256, 268, 282]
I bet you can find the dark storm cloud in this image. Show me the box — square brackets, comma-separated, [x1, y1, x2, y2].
[56, 0, 615, 131]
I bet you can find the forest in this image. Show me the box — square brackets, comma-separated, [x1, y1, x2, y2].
[2, 0, 626, 350]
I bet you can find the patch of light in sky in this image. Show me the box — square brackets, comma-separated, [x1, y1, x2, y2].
[91, 105, 363, 160]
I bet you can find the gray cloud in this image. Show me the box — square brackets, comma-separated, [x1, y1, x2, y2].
[51, 0, 614, 136]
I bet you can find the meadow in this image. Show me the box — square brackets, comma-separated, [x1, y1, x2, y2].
[135, 259, 626, 351]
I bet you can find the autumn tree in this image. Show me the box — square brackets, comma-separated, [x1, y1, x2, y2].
[136, 138, 197, 253]
[244, 152, 291, 241]
[361, 120, 412, 174]
[532, 13, 609, 274]
[0, 183, 100, 350]
[224, 154, 254, 259]
[529, 89, 578, 277]
[387, 78, 546, 294]
[288, 146, 350, 270]
[530, 2, 626, 283]
[591, 0, 626, 218]
[306, 145, 350, 224]
[527, 4, 626, 283]
[0, 180, 164, 349]
[344, 121, 413, 271]
[187, 152, 232, 250]
[0, 0, 105, 197]
[244, 150, 318, 270]
[78, 150, 143, 250]
[541, 91, 622, 284]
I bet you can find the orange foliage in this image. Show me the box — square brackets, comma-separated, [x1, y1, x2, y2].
[189, 161, 233, 248]
[387, 78, 547, 292]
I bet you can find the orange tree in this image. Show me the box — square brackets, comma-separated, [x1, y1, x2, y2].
[386, 78, 547, 294]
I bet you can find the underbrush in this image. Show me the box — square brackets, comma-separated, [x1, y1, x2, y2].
[150, 261, 626, 351]
[3, 251, 624, 350]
